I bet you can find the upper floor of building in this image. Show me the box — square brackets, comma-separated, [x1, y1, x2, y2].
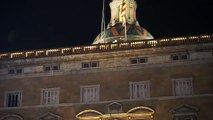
[0, 34, 213, 120]
[0, 34, 213, 80]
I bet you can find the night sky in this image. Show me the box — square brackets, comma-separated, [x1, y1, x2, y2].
[0, 0, 212, 53]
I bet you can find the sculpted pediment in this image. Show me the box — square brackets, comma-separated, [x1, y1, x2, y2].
[170, 104, 199, 114]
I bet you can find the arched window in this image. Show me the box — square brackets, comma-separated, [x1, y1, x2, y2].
[76, 109, 103, 120]
[0, 114, 24, 120]
[127, 106, 154, 120]
[76, 106, 154, 120]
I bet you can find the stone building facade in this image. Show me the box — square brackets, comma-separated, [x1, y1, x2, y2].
[0, 0, 213, 119]
[0, 34, 213, 120]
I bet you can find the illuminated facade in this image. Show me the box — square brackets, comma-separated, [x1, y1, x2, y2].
[0, 0, 213, 120]
[0, 34, 213, 120]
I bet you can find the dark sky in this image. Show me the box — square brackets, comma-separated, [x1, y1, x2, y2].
[0, 0, 212, 53]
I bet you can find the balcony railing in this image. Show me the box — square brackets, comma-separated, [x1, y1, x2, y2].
[0, 34, 212, 60]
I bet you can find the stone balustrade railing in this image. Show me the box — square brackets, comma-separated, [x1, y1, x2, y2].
[0, 34, 212, 60]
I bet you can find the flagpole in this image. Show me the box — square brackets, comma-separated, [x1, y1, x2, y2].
[125, 22, 127, 41]
[101, 0, 105, 43]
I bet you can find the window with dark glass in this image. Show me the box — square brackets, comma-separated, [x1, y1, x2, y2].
[181, 54, 188, 60]
[82, 63, 90, 68]
[8, 69, 15, 74]
[43, 64, 60, 71]
[82, 62, 99, 68]
[5, 91, 22, 107]
[172, 55, 179, 61]
[130, 57, 148, 64]
[16, 69, 23, 74]
[91, 62, 98, 67]
[52, 65, 60, 70]
[171, 53, 189, 61]
[44, 66, 51, 71]
[139, 58, 147, 63]
[8, 68, 23, 74]
[130, 59, 138, 64]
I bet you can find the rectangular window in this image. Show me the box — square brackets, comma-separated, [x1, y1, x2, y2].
[130, 59, 138, 64]
[80, 85, 100, 103]
[171, 53, 189, 61]
[82, 63, 90, 68]
[8, 68, 23, 74]
[8, 69, 15, 74]
[130, 57, 148, 64]
[91, 62, 98, 67]
[82, 62, 99, 68]
[16, 68, 23, 74]
[5, 91, 22, 107]
[173, 78, 193, 96]
[130, 81, 150, 99]
[172, 55, 179, 61]
[41, 88, 59, 105]
[43, 64, 60, 71]
[181, 54, 188, 60]
[44, 66, 51, 71]
[52, 65, 60, 70]
[139, 58, 147, 63]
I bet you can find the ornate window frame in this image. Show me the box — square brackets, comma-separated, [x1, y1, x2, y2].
[170, 104, 199, 120]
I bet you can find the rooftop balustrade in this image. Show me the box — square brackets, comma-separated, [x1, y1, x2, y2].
[0, 34, 212, 60]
